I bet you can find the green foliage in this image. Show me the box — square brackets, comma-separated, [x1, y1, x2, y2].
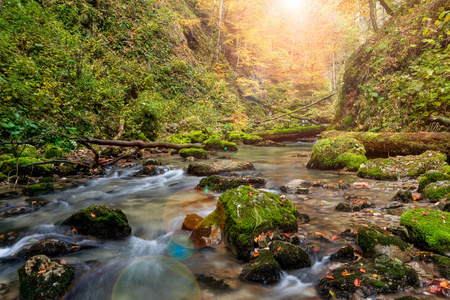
[165, 134, 191, 144]
[44, 145, 63, 159]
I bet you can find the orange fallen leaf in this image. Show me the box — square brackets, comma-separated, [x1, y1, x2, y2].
[71, 228, 77, 232]
[326, 275, 334, 280]
[360, 268, 366, 273]
[253, 253, 259, 258]
[314, 246, 320, 252]
[442, 216, 446, 220]
[37, 268, 47, 274]
[71, 246, 80, 249]
[91, 213, 96, 218]
[277, 247, 281, 251]
[440, 281, 448, 288]
[284, 233, 291, 238]
[373, 274, 378, 278]
[422, 212, 430, 216]
[331, 235, 340, 241]
[60, 259, 67, 264]
[413, 195, 421, 201]
[342, 269, 349, 277]
[354, 278, 361, 287]
[0, 234, 4, 239]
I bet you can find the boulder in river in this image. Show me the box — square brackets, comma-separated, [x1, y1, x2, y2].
[399, 208, 450, 256]
[179, 148, 208, 159]
[358, 150, 448, 181]
[18, 255, 74, 300]
[186, 160, 254, 176]
[240, 250, 281, 284]
[269, 240, 311, 270]
[307, 136, 367, 171]
[16, 239, 82, 259]
[318, 254, 419, 299]
[357, 225, 412, 262]
[422, 180, 450, 201]
[197, 174, 265, 192]
[391, 190, 413, 203]
[61, 204, 132, 239]
[418, 168, 450, 192]
[330, 245, 356, 262]
[280, 179, 310, 194]
[335, 195, 375, 212]
[22, 183, 54, 197]
[203, 138, 238, 151]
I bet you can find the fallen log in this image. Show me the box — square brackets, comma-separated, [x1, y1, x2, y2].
[256, 125, 328, 142]
[322, 131, 450, 157]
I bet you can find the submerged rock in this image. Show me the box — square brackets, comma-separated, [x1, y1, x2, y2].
[318, 254, 419, 299]
[269, 240, 311, 270]
[280, 179, 310, 194]
[18, 255, 74, 300]
[400, 208, 450, 255]
[134, 165, 169, 177]
[186, 160, 254, 176]
[357, 226, 412, 262]
[307, 136, 367, 171]
[61, 204, 132, 239]
[197, 175, 265, 192]
[255, 140, 286, 147]
[240, 250, 281, 284]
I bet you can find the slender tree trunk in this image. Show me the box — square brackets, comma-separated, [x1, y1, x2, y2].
[369, 0, 378, 32]
[332, 53, 336, 92]
[215, 0, 224, 63]
[377, 0, 393, 16]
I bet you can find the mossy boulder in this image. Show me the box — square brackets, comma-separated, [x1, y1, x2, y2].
[418, 170, 450, 192]
[197, 175, 265, 192]
[187, 130, 209, 143]
[239, 250, 281, 284]
[330, 245, 356, 262]
[318, 254, 419, 299]
[179, 148, 208, 159]
[143, 158, 162, 166]
[165, 134, 191, 144]
[269, 240, 311, 270]
[12, 144, 39, 158]
[391, 190, 413, 203]
[422, 181, 450, 201]
[357, 226, 412, 262]
[255, 125, 327, 142]
[219, 186, 298, 261]
[226, 131, 263, 145]
[307, 136, 367, 171]
[61, 204, 132, 239]
[43, 145, 63, 159]
[190, 201, 226, 249]
[416, 252, 450, 279]
[203, 138, 238, 151]
[399, 208, 450, 255]
[22, 184, 54, 197]
[186, 160, 254, 176]
[358, 150, 447, 181]
[0, 157, 53, 177]
[18, 255, 74, 300]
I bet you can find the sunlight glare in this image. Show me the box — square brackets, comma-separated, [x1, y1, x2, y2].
[282, 0, 307, 11]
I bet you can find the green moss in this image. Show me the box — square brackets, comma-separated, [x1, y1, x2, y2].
[197, 175, 265, 192]
[22, 184, 54, 196]
[226, 131, 263, 145]
[165, 134, 191, 144]
[0, 157, 53, 177]
[240, 250, 281, 283]
[342, 115, 355, 130]
[417, 253, 450, 278]
[400, 208, 450, 255]
[357, 226, 411, 258]
[13, 144, 39, 158]
[0, 173, 7, 182]
[307, 136, 367, 170]
[187, 131, 208, 143]
[61, 204, 132, 238]
[269, 240, 311, 269]
[422, 181, 450, 201]
[203, 138, 238, 151]
[418, 170, 450, 192]
[39, 177, 57, 183]
[43, 145, 63, 159]
[256, 125, 327, 136]
[178, 148, 208, 159]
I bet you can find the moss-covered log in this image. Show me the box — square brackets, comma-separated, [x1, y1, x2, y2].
[322, 131, 450, 157]
[255, 125, 327, 142]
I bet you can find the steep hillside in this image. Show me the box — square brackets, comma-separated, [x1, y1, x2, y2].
[331, 0, 449, 132]
[0, 0, 246, 141]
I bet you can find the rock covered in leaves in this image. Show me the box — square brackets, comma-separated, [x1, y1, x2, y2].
[269, 240, 311, 270]
[240, 250, 281, 284]
[358, 150, 447, 181]
[186, 160, 254, 176]
[318, 254, 419, 299]
[61, 204, 132, 239]
[335, 195, 375, 212]
[357, 225, 412, 262]
[307, 136, 367, 171]
[197, 175, 265, 192]
[18, 255, 74, 300]
[399, 208, 450, 255]
[190, 202, 226, 249]
[418, 169, 450, 192]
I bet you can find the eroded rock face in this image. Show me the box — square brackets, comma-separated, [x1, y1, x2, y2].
[18, 255, 74, 300]
[61, 204, 132, 239]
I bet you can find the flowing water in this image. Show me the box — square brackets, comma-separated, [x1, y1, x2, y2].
[0, 143, 438, 299]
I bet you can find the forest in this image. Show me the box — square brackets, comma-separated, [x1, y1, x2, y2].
[0, 0, 449, 299]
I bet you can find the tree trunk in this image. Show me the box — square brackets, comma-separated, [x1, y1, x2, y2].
[369, 0, 379, 32]
[377, 0, 393, 16]
[322, 131, 450, 157]
[215, 0, 224, 63]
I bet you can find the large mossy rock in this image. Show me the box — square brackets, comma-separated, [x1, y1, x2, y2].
[43, 145, 63, 159]
[418, 168, 450, 192]
[357, 226, 412, 262]
[399, 208, 450, 255]
[226, 131, 263, 145]
[269, 240, 311, 270]
[197, 175, 265, 192]
[186, 160, 254, 176]
[219, 186, 298, 261]
[318, 254, 419, 299]
[422, 181, 450, 201]
[12, 144, 39, 158]
[178, 148, 208, 159]
[255, 125, 327, 142]
[18, 255, 74, 300]
[203, 138, 238, 151]
[240, 250, 281, 284]
[358, 150, 448, 181]
[0, 157, 53, 177]
[22, 184, 54, 196]
[307, 136, 367, 171]
[61, 204, 132, 238]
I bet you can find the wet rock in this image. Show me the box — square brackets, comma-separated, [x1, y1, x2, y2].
[16, 239, 79, 259]
[134, 165, 169, 177]
[9, 176, 35, 185]
[386, 226, 410, 243]
[143, 158, 162, 166]
[255, 140, 286, 147]
[400, 208, 450, 255]
[324, 183, 339, 190]
[0, 191, 20, 199]
[335, 195, 375, 212]
[357, 225, 412, 262]
[190, 201, 225, 249]
[391, 190, 413, 202]
[330, 245, 356, 262]
[22, 184, 54, 197]
[416, 252, 450, 279]
[292, 153, 310, 157]
[182, 213, 203, 230]
[422, 180, 450, 201]
[418, 169, 450, 192]
[1, 206, 36, 218]
[203, 138, 238, 151]
[318, 254, 419, 299]
[358, 150, 447, 181]
[198, 175, 265, 192]
[280, 179, 310, 194]
[186, 160, 254, 176]
[185, 156, 195, 162]
[380, 202, 404, 210]
[339, 181, 351, 189]
[61, 204, 132, 239]
[18, 255, 74, 300]
[179, 148, 208, 159]
[269, 240, 311, 270]
[240, 250, 281, 284]
[298, 213, 310, 223]
[0, 231, 25, 247]
[439, 201, 450, 212]
[307, 136, 367, 171]
[196, 268, 240, 290]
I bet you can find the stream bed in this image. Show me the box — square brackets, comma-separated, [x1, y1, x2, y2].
[0, 142, 442, 299]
